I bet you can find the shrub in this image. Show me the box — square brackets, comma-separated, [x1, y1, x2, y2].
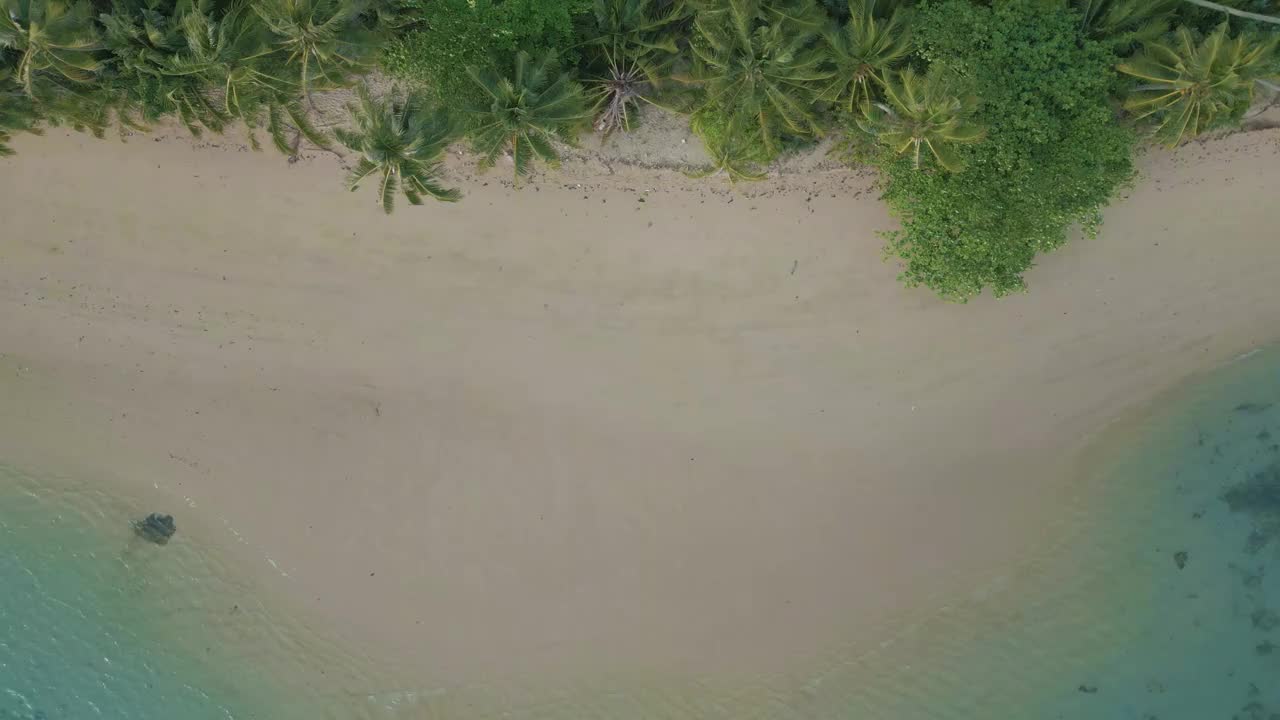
[868, 0, 1136, 301]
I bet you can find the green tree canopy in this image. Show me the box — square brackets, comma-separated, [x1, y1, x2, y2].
[869, 0, 1136, 301]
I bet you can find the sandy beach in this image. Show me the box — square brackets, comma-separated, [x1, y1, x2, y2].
[2, 121, 1280, 708]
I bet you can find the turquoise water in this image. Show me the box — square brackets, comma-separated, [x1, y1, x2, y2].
[3, 346, 1279, 719]
[1030, 345, 1280, 719]
[0, 468, 386, 720]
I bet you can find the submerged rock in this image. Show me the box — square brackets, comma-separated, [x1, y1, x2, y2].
[1223, 463, 1280, 515]
[1173, 551, 1189, 570]
[1233, 402, 1273, 415]
[132, 513, 177, 545]
[1251, 608, 1279, 632]
[1221, 463, 1280, 552]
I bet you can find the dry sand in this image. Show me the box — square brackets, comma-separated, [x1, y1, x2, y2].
[2, 121, 1280, 709]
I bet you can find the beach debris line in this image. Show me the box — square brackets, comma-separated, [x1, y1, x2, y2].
[132, 513, 177, 545]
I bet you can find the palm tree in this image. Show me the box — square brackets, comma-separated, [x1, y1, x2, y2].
[335, 85, 461, 214]
[816, 0, 911, 114]
[465, 50, 590, 180]
[1118, 23, 1278, 146]
[0, 0, 101, 98]
[684, 0, 828, 157]
[1, 66, 42, 155]
[687, 106, 768, 181]
[169, 4, 329, 155]
[252, 0, 378, 98]
[586, 0, 692, 137]
[857, 67, 985, 172]
[590, 0, 687, 55]
[99, 0, 229, 136]
[1072, 0, 1178, 49]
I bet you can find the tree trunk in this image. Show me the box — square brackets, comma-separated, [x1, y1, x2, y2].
[1180, 0, 1280, 25]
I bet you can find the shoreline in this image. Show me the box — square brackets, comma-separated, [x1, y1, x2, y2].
[2, 122, 1280, 709]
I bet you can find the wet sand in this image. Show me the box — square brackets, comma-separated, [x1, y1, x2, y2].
[2, 124, 1279, 709]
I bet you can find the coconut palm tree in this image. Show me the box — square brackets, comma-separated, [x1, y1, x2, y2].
[586, 0, 692, 137]
[687, 106, 768, 181]
[465, 50, 590, 180]
[684, 0, 828, 157]
[0, 0, 101, 98]
[590, 0, 687, 55]
[857, 67, 985, 172]
[252, 0, 378, 98]
[1072, 0, 1178, 49]
[335, 85, 461, 214]
[816, 0, 911, 114]
[1, 66, 42, 155]
[1118, 23, 1278, 146]
[167, 4, 329, 155]
[99, 0, 229, 135]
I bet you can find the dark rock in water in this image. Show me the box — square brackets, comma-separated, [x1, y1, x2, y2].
[1257, 641, 1276, 656]
[1173, 551, 1189, 569]
[1077, 684, 1098, 694]
[1221, 464, 1280, 547]
[1251, 608, 1279, 632]
[1242, 566, 1266, 589]
[1234, 402, 1273, 415]
[1245, 530, 1271, 555]
[132, 513, 177, 544]
[1234, 700, 1272, 720]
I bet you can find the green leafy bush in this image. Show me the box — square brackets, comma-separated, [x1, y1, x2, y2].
[870, 0, 1136, 301]
[382, 0, 592, 109]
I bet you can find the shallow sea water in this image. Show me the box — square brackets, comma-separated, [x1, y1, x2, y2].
[3, 346, 1279, 719]
[0, 467, 390, 720]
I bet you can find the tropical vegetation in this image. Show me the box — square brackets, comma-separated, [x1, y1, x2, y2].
[465, 50, 589, 179]
[2, 0, 1278, 295]
[335, 84, 460, 213]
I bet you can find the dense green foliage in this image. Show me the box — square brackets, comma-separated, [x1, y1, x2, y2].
[382, 0, 591, 109]
[4, 0, 1279, 295]
[0, 0, 376, 149]
[871, 0, 1138, 300]
[0, 68, 41, 155]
